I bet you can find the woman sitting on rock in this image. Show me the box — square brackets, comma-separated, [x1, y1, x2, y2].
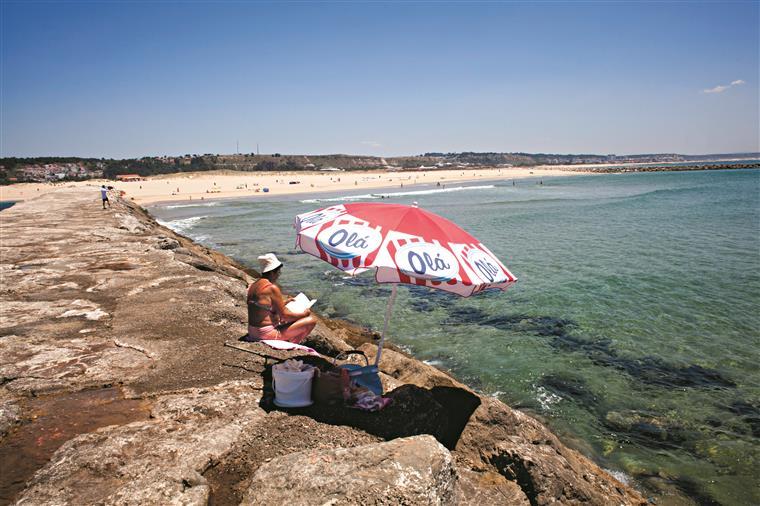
[246, 253, 317, 343]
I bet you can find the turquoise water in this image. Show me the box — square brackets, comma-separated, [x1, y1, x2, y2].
[150, 169, 760, 505]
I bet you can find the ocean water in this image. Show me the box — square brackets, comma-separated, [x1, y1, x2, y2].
[150, 169, 760, 505]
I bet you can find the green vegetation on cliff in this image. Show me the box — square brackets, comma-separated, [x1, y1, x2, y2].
[2, 151, 757, 184]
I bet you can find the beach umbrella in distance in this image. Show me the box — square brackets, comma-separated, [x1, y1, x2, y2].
[294, 202, 517, 369]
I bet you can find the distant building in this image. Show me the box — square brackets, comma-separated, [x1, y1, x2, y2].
[115, 174, 144, 182]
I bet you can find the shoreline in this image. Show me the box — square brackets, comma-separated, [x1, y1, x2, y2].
[143, 177, 530, 209]
[2, 160, 757, 207]
[1, 167, 588, 205]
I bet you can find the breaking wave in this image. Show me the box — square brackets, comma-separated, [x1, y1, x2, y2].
[299, 185, 495, 203]
[162, 202, 219, 210]
[156, 215, 207, 233]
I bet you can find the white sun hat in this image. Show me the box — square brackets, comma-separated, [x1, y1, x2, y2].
[257, 253, 283, 273]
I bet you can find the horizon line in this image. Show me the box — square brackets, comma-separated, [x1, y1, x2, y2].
[2, 150, 760, 161]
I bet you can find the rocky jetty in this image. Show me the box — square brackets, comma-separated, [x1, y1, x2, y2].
[570, 162, 760, 173]
[0, 188, 647, 505]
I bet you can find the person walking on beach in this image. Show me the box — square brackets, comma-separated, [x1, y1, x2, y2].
[246, 253, 316, 343]
[100, 185, 110, 209]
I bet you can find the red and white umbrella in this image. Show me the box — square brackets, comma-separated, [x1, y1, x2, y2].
[295, 202, 517, 364]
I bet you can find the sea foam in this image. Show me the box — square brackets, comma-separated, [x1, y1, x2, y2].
[300, 185, 495, 203]
[162, 202, 219, 210]
[156, 215, 207, 234]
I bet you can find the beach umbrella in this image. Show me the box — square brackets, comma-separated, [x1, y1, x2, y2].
[294, 202, 517, 366]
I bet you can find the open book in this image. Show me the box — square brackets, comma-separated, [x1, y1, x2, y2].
[286, 292, 317, 314]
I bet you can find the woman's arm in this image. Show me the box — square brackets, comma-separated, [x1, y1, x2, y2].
[268, 283, 310, 321]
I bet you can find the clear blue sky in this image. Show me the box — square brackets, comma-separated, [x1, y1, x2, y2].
[1, 1, 758, 158]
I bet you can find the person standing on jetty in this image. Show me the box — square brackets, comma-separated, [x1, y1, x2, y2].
[246, 253, 316, 343]
[100, 185, 110, 209]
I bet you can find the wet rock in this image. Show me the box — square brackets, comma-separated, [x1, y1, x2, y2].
[241, 435, 457, 505]
[15, 381, 264, 506]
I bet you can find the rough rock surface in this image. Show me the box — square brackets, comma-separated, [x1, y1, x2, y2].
[15, 381, 264, 506]
[0, 188, 256, 399]
[0, 398, 20, 438]
[455, 397, 646, 505]
[241, 435, 456, 506]
[0, 189, 649, 505]
[454, 468, 530, 505]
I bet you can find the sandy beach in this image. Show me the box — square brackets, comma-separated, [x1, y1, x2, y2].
[0, 166, 589, 205]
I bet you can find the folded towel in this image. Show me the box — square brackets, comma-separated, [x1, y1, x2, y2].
[260, 339, 320, 356]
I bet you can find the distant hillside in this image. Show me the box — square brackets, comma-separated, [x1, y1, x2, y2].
[2, 151, 758, 184]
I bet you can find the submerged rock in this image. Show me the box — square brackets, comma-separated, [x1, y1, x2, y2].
[604, 410, 690, 448]
[539, 372, 599, 409]
[550, 333, 736, 389]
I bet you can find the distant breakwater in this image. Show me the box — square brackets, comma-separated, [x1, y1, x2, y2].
[574, 162, 760, 173]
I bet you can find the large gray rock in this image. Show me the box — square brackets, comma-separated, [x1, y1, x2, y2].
[14, 381, 264, 506]
[241, 435, 457, 505]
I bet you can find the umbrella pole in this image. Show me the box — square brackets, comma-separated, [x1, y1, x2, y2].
[375, 283, 398, 366]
